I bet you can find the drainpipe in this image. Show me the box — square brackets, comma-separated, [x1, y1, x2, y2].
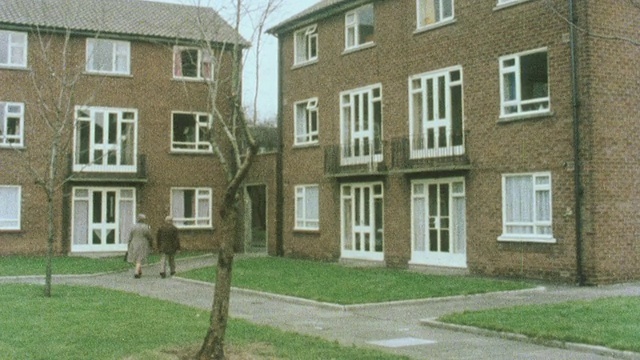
[569, 0, 586, 285]
[275, 35, 284, 257]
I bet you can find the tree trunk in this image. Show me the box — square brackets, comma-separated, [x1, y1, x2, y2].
[197, 207, 239, 360]
[44, 193, 55, 297]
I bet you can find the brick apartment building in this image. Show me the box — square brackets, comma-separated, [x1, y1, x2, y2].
[0, 0, 275, 256]
[268, 0, 639, 284]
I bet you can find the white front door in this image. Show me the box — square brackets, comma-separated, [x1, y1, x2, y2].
[71, 187, 135, 252]
[411, 178, 466, 267]
[341, 183, 384, 261]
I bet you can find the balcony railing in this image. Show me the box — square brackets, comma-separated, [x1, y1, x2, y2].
[66, 154, 147, 183]
[391, 137, 470, 173]
[324, 139, 387, 177]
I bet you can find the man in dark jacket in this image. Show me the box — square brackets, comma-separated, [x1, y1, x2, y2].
[157, 215, 180, 278]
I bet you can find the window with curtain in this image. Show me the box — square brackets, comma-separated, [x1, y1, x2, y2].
[294, 25, 318, 65]
[86, 39, 130, 75]
[295, 185, 319, 230]
[417, 0, 454, 29]
[171, 188, 212, 228]
[294, 98, 319, 145]
[0, 186, 21, 230]
[0, 102, 24, 147]
[173, 47, 214, 80]
[0, 30, 27, 68]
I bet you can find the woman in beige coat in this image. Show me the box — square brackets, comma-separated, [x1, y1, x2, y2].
[127, 214, 153, 278]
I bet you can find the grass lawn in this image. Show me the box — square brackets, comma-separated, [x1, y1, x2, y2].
[0, 284, 409, 360]
[180, 256, 534, 305]
[439, 296, 640, 353]
[0, 251, 208, 276]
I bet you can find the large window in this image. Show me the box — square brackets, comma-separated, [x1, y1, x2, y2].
[500, 172, 554, 242]
[341, 183, 383, 261]
[171, 188, 212, 228]
[295, 185, 319, 230]
[500, 49, 549, 117]
[294, 98, 318, 145]
[409, 66, 463, 158]
[345, 4, 375, 50]
[0, 30, 27, 68]
[294, 25, 318, 65]
[0, 186, 21, 230]
[340, 84, 383, 165]
[74, 107, 137, 172]
[0, 102, 24, 147]
[171, 112, 212, 152]
[417, 0, 454, 29]
[173, 47, 213, 80]
[86, 39, 130, 75]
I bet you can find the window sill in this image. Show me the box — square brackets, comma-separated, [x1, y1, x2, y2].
[493, 0, 534, 11]
[414, 19, 457, 35]
[84, 71, 132, 78]
[292, 59, 318, 70]
[292, 142, 320, 149]
[0, 144, 25, 150]
[176, 226, 214, 231]
[0, 65, 28, 71]
[170, 149, 214, 155]
[498, 235, 556, 244]
[293, 228, 320, 235]
[342, 42, 376, 55]
[498, 110, 554, 123]
[172, 77, 213, 83]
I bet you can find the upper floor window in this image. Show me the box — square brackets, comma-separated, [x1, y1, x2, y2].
[340, 84, 382, 165]
[0, 30, 27, 68]
[294, 98, 318, 145]
[409, 66, 463, 158]
[0, 102, 24, 147]
[173, 47, 213, 80]
[171, 112, 212, 152]
[500, 49, 549, 118]
[74, 107, 137, 172]
[417, 0, 454, 29]
[345, 4, 375, 50]
[295, 185, 319, 230]
[0, 185, 21, 230]
[294, 25, 318, 65]
[499, 172, 554, 243]
[171, 187, 212, 228]
[86, 39, 130, 75]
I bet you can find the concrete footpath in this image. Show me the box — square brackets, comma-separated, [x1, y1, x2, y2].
[3, 254, 640, 360]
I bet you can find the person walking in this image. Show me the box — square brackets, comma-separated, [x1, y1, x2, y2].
[156, 215, 181, 278]
[127, 213, 153, 278]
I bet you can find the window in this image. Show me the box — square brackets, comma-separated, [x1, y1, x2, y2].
[171, 112, 212, 152]
[417, 0, 454, 29]
[171, 188, 212, 228]
[500, 173, 554, 242]
[86, 39, 130, 75]
[500, 49, 549, 117]
[0, 30, 27, 68]
[345, 4, 375, 50]
[74, 107, 137, 172]
[341, 183, 383, 260]
[409, 67, 464, 158]
[294, 25, 318, 65]
[295, 185, 319, 230]
[0, 186, 21, 230]
[294, 98, 318, 145]
[173, 47, 214, 80]
[340, 84, 383, 165]
[0, 102, 24, 147]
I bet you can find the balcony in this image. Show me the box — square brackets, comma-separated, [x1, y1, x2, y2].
[324, 140, 388, 178]
[391, 137, 470, 174]
[66, 154, 148, 183]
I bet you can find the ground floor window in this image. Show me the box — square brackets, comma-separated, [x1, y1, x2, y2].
[0, 185, 21, 230]
[411, 178, 466, 268]
[171, 187, 212, 228]
[72, 187, 135, 252]
[295, 184, 319, 230]
[341, 182, 383, 261]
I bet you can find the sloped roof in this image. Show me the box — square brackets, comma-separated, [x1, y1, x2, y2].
[267, 0, 372, 35]
[0, 0, 249, 46]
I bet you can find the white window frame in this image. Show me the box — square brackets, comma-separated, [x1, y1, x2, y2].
[0, 185, 21, 230]
[294, 185, 319, 230]
[173, 46, 214, 81]
[409, 66, 464, 159]
[340, 84, 383, 165]
[86, 38, 131, 75]
[345, 4, 375, 50]
[294, 25, 318, 65]
[73, 106, 138, 173]
[499, 48, 550, 118]
[171, 111, 213, 152]
[499, 172, 555, 243]
[0, 30, 27, 68]
[416, 0, 454, 30]
[340, 182, 384, 261]
[294, 98, 319, 146]
[0, 102, 25, 147]
[171, 187, 212, 229]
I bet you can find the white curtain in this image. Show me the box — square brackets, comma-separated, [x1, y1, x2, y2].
[73, 200, 89, 245]
[505, 176, 533, 234]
